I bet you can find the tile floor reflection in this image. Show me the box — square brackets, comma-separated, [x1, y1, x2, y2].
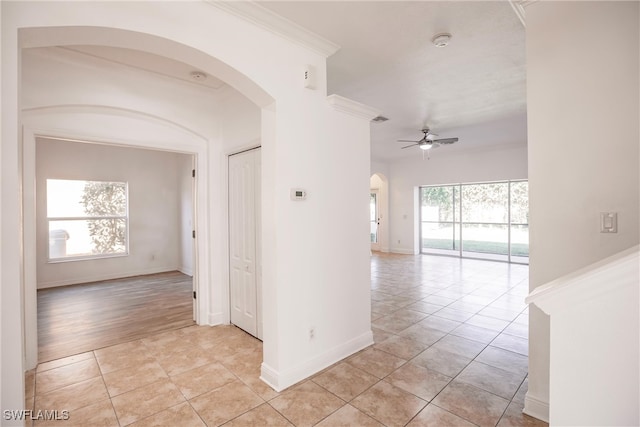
[25, 252, 547, 426]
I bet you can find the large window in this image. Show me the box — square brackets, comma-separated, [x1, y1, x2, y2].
[47, 179, 128, 261]
[420, 180, 528, 263]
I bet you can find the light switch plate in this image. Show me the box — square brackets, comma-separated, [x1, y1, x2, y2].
[600, 212, 618, 233]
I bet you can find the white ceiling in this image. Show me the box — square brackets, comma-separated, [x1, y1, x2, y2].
[260, 1, 527, 161]
[51, 1, 527, 163]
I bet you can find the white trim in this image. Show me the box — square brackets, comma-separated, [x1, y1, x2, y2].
[391, 248, 416, 255]
[205, 1, 340, 58]
[178, 266, 193, 277]
[526, 245, 639, 315]
[523, 392, 550, 423]
[260, 330, 374, 391]
[327, 94, 381, 121]
[37, 267, 182, 289]
[208, 311, 225, 326]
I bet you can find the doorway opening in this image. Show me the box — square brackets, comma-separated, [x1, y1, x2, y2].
[34, 137, 197, 362]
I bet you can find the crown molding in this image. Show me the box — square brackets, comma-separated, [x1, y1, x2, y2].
[204, 1, 340, 58]
[327, 94, 381, 121]
[509, 0, 539, 27]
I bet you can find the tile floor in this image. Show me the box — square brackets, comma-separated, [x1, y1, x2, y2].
[25, 252, 547, 426]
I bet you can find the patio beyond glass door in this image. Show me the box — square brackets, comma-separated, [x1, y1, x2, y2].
[420, 181, 529, 264]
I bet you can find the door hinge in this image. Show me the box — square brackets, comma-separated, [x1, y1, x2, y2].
[192, 230, 196, 239]
[192, 169, 196, 178]
[193, 291, 196, 299]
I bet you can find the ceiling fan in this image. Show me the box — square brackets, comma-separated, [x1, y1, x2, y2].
[397, 128, 458, 150]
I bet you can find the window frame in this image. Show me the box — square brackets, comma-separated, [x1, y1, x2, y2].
[419, 180, 529, 264]
[46, 179, 130, 262]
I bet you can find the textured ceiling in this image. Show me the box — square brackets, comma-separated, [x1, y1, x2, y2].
[261, 1, 527, 161]
[46, 2, 527, 162]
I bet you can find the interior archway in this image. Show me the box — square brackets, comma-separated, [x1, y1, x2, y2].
[18, 26, 275, 370]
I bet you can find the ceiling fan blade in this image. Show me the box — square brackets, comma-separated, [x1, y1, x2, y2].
[397, 139, 419, 143]
[401, 144, 418, 149]
[433, 137, 458, 145]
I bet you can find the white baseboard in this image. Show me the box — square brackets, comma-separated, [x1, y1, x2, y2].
[207, 311, 225, 326]
[523, 392, 550, 423]
[391, 248, 415, 255]
[37, 266, 180, 289]
[178, 266, 193, 276]
[260, 330, 374, 392]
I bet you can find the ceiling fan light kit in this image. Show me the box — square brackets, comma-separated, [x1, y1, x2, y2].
[397, 127, 459, 154]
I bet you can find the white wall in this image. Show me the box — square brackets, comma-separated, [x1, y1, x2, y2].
[387, 145, 528, 254]
[2, 2, 375, 412]
[36, 138, 191, 288]
[525, 1, 639, 421]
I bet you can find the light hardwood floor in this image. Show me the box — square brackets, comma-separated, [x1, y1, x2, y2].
[37, 271, 194, 363]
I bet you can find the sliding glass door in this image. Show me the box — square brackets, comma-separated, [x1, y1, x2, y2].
[420, 181, 529, 263]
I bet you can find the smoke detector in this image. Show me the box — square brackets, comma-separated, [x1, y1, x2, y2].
[432, 33, 452, 48]
[190, 71, 208, 81]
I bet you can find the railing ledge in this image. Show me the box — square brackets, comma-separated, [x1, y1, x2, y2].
[526, 245, 639, 315]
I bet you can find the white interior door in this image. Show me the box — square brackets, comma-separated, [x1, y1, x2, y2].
[370, 189, 380, 251]
[229, 148, 261, 338]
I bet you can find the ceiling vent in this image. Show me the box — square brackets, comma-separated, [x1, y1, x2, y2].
[372, 115, 389, 123]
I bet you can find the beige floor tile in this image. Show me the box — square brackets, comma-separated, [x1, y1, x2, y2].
[418, 316, 462, 333]
[466, 314, 511, 332]
[190, 380, 264, 426]
[103, 361, 168, 397]
[476, 346, 529, 376]
[399, 323, 448, 346]
[502, 322, 529, 339]
[269, 381, 344, 427]
[498, 402, 549, 427]
[512, 378, 528, 405]
[155, 345, 216, 376]
[171, 362, 236, 400]
[433, 307, 475, 322]
[385, 363, 452, 402]
[433, 380, 509, 427]
[95, 341, 155, 374]
[225, 403, 293, 426]
[371, 327, 395, 344]
[347, 348, 406, 378]
[450, 323, 500, 344]
[430, 334, 487, 359]
[407, 404, 476, 427]
[457, 361, 525, 400]
[411, 347, 472, 377]
[240, 371, 281, 401]
[209, 332, 262, 359]
[373, 313, 420, 334]
[351, 380, 426, 427]
[218, 348, 263, 377]
[127, 402, 205, 427]
[36, 358, 101, 395]
[34, 399, 118, 427]
[312, 362, 379, 402]
[35, 377, 109, 413]
[37, 352, 95, 373]
[111, 378, 185, 426]
[142, 329, 193, 355]
[315, 404, 383, 426]
[405, 301, 445, 315]
[374, 335, 430, 360]
[491, 333, 529, 356]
